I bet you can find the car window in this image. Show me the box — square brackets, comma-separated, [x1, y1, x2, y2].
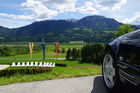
[128, 31, 140, 39]
[120, 30, 140, 40]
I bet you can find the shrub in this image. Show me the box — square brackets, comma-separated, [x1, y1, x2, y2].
[66, 48, 80, 61]
[66, 43, 105, 64]
[0, 44, 44, 56]
[0, 67, 52, 77]
[0, 46, 12, 56]
[61, 48, 66, 53]
[71, 48, 77, 60]
[66, 48, 71, 60]
[81, 44, 105, 64]
[55, 63, 67, 67]
[15, 47, 29, 54]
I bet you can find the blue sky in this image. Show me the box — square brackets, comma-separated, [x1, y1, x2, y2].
[0, 0, 140, 28]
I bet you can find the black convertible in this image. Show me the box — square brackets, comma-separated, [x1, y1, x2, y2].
[102, 30, 140, 93]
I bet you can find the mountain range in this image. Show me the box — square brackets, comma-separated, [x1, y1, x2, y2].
[0, 15, 139, 43]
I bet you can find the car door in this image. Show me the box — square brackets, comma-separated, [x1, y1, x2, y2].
[117, 31, 140, 85]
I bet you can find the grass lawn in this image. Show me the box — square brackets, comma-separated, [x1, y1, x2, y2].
[0, 60, 101, 86]
[0, 53, 66, 60]
[0, 43, 84, 49]
[0, 43, 83, 59]
[0, 43, 101, 86]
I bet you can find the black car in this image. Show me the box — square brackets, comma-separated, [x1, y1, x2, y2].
[102, 30, 140, 93]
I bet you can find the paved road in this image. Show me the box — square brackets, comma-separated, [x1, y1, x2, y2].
[0, 76, 109, 93]
[0, 65, 10, 70]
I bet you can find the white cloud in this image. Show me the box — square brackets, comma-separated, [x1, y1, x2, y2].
[21, 0, 77, 20]
[0, 17, 32, 28]
[122, 12, 140, 24]
[0, 0, 97, 24]
[77, 2, 99, 14]
[0, 13, 33, 20]
[95, 0, 127, 11]
[36, 0, 77, 12]
[0, 0, 131, 28]
[21, 0, 58, 20]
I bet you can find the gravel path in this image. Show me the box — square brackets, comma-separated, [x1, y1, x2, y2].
[0, 76, 108, 93]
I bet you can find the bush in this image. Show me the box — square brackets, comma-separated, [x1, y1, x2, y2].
[81, 44, 105, 64]
[55, 63, 67, 67]
[0, 67, 52, 77]
[66, 48, 71, 60]
[0, 46, 12, 56]
[66, 43, 105, 64]
[15, 47, 29, 54]
[66, 48, 80, 61]
[71, 48, 77, 60]
[0, 44, 42, 56]
[61, 48, 66, 53]
[33, 45, 42, 53]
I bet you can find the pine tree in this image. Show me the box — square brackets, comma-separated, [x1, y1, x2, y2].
[66, 48, 71, 60]
[76, 48, 81, 60]
[61, 48, 66, 53]
[81, 46, 86, 62]
[72, 48, 77, 60]
[81, 44, 105, 64]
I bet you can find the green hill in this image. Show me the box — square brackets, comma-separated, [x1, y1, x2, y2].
[0, 15, 139, 43]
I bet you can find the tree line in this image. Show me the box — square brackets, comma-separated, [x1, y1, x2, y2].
[66, 24, 135, 64]
[0, 45, 41, 56]
[66, 48, 81, 61]
[66, 44, 105, 64]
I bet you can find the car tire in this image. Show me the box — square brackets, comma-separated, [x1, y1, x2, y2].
[102, 50, 123, 93]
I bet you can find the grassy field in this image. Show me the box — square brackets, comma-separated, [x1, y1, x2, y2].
[0, 53, 66, 60]
[0, 43, 84, 48]
[0, 43, 79, 64]
[0, 60, 101, 86]
[0, 43, 84, 59]
[0, 43, 102, 86]
[0, 67, 101, 86]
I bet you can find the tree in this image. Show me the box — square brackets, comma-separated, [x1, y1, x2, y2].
[115, 24, 135, 37]
[76, 49, 81, 60]
[0, 46, 12, 56]
[71, 48, 77, 60]
[61, 48, 66, 53]
[81, 44, 105, 64]
[66, 48, 71, 60]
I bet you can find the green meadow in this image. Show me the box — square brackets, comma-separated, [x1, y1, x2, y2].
[0, 43, 102, 86]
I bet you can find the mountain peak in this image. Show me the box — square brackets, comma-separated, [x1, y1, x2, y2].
[84, 15, 106, 18]
[79, 15, 118, 22]
[75, 15, 122, 31]
[0, 15, 140, 42]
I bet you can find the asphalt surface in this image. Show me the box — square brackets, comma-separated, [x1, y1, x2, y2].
[0, 65, 10, 70]
[0, 75, 109, 93]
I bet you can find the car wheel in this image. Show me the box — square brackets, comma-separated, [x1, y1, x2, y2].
[102, 51, 123, 93]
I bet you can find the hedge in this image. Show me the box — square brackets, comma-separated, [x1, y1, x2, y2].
[0, 67, 52, 77]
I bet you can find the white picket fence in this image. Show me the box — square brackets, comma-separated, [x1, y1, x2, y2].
[11, 62, 55, 67]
